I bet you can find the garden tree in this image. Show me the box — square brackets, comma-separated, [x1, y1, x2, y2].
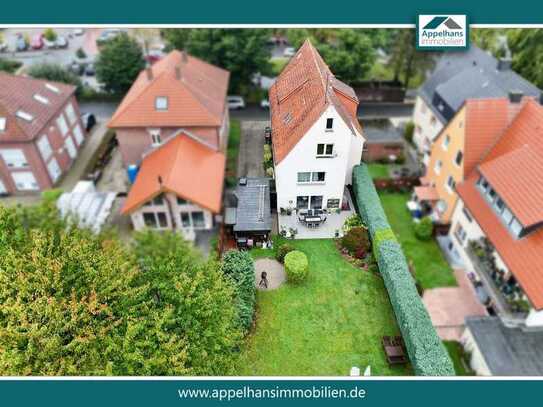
[471, 28, 509, 57]
[95, 32, 145, 95]
[0, 204, 242, 375]
[28, 63, 83, 95]
[387, 29, 435, 89]
[285, 29, 376, 84]
[508, 29, 543, 89]
[43, 28, 57, 42]
[132, 231, 242, 375]
[162, 28, 272, 93]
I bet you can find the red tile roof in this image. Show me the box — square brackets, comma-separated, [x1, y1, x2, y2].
[109, 50, 229, 128]
[0, 72, 76, 142]
[457, 99, 543, 309]
[269, 40, 362, 164]
[121, 132, 226, 214]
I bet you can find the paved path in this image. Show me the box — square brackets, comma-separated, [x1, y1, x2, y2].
[254, 258, 286, 290]
[238, 121, 268, 178]
[423, 269, 487, 341]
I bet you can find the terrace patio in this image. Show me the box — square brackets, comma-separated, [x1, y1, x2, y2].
[277, 188, 355, 239]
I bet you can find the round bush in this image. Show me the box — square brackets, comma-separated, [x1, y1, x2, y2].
[276, 243, 295, 263]
[340, 226, 370, 259]
[414, 217, 433, 241]
[284, 251, 308, 284]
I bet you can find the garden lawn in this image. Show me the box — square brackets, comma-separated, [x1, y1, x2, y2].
[379, 192, 457, 289]
[443, 341, 474, 376]
[367, 163, 390, 179]
[226, 120, 241, 187]
[237, 239, 412, 376]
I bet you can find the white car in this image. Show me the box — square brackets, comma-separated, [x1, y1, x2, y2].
[283, 47, 296, 57]
[260, 99, 270, 109]
[73, 28, 85, 36]
[227, 96, 246, 110]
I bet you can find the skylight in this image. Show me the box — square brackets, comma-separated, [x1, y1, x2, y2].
[45, 83, 60, 94]
[155, 96, 168, 111]
[33, 94, 50, 104]
[16, 110, 34, 122]
[0, 117, 6, 131]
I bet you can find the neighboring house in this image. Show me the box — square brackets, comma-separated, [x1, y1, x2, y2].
[361, 119, 404, 163]
[417, 95, 528, 225]
[446, 98, 543, 329]
[108, 50, 230, 240]
[0, 72, 86, 195]
[412, 46, 541, 166]
[463, 316, 543, 376]
[270, 40, 365, 238]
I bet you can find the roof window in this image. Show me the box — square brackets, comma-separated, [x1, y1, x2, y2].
[155, 96, 168, 111]
[16, 110, 34, 122]
[33, 94, 50, 104]
[45, 83, 60, 94]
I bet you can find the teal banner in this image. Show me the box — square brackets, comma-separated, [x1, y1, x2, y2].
[0, 379, 541, 406]
[0, 0, 542, 23]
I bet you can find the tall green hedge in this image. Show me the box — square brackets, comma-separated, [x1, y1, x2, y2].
[352, 164, 454, 376]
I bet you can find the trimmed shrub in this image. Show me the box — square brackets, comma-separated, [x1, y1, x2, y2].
[0, 58, 23, 74]
[342, 213, 363, 233]
[284, 251, 308, 284]
[353, 164, 454, 376]
[414, 217, 433, 241]
[222, 250, 256, 332]
[276, 243, 295, 263]
[341, 226, 370, 259]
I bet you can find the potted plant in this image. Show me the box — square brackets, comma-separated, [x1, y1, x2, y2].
[334, 229, 340, 238]
[289, 227, 298, 239]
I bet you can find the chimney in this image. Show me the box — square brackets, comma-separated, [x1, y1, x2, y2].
[497, 57, 512, 71]
[181, 50, 188, 63]
[175, 66, 182, 80]
[509, 90, 523, 103]
[146, 67, 153, 81]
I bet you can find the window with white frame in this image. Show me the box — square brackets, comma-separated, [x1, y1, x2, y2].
[0, 117, 6, 132]
[149, 129, 161, 146]
[454, 223, 467, 244]
[0, 149, 29, 168]
[434, 159, 442, 174]
[297, 171, 325, 183]
[56, 115, 69, 136]
[12, 171, 38, 191]
[442, 134, 451, 150]
[37, 135, 53, 161]
[143, 212, 168, 228]
[297, 172, 311, 183]
[455, 150, 463, 166]
[311, 172, 325, 182]
[65, 103, 77, 125]
[47, 158, 61, 183]
[73, 125, 84, 146]
[191, 212, 205, 228]
[155, 96, 168, 111]
[316, 143, 334, 157]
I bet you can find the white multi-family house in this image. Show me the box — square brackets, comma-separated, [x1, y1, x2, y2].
[269, 40, 365, 238]
[412, 46, 540, 167]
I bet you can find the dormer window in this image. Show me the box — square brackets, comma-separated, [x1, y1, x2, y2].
[16, 110, 34, 122]
[149, 129, 161, 146]
[0, 117, 6, 132]
[326, 118, 334, 130]
[33, 94, 50, 105]
[155, 96, 168, 111]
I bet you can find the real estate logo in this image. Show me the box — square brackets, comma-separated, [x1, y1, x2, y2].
[417, 15, 468, 50]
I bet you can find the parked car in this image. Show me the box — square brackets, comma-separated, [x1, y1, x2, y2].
[43, 37, 56, 49]
[73, 28, 85, 36]
[227, 96, 246, 110]
[260, 99, 270, 109]
[15, 33, 28, 51]
[283, 47, 296, 57]
[96, 29, 122, 45]
[31, 34, 44, 50]
[81, 113, 96, 132]
[0, 41, 8, 52]
[84, 63, 95, 76]
[56, 36, 69, 49]
[145, 49, 163, 64]
[68, 61, 85, 75]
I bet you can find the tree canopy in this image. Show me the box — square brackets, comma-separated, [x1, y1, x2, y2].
[27, 63, 83, 95]
[95, 33, 145, 95]
[0, 203, 241, 375]
[508, 29, 543, 89]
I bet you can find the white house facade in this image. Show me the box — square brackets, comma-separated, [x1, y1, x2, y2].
[275, 105, 363, 214]
[412, 95, 444, 164]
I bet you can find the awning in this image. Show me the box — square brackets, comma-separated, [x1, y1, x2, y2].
[414, 186, 439, 201]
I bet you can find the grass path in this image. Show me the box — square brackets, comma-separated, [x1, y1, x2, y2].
[379, 193, 457, 289]
[236, 239, 412, 376]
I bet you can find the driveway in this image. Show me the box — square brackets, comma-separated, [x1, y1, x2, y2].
[423, 269, 488, 341]
[237, 121, 268, 178]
